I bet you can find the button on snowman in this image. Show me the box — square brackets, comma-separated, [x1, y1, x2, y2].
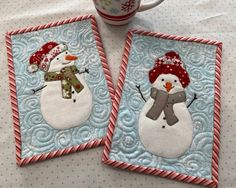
[138, 51, 193, 158]
[28, 42, 92, 129]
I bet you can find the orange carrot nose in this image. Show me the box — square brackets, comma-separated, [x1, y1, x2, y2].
[165, 82, 173, 92]
[65, 55, 78, 61]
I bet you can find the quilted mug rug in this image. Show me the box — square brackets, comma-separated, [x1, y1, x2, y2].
[6, 15, 114, 166]
[103, 30, 222, 187]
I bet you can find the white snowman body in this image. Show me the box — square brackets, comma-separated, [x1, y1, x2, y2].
[138, 74, 193, 158]
[40, 50, 92, 129]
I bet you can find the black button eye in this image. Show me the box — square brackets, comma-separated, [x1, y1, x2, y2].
[57, 58, 59, 60]
[174, 80, 177, 82]
[161, 78, 164, 81]
[65, 52, 68, 54]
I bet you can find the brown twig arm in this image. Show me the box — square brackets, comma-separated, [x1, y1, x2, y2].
[136, 85, 146, 102]
[187, 93, 197, 108]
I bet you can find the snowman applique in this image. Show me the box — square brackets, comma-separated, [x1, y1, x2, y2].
[138, 51, 196, 158]
[28, 42, 92, 130]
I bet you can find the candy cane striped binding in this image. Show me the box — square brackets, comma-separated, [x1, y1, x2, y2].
[102, 29, 222, 188]
[5, 15, 115, 166]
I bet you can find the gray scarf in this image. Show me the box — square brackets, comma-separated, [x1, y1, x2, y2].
[146, 88, 186, 126]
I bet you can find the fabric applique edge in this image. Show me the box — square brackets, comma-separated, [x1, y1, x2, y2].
[102, 29, 222, 188]
[5, 15, 115, 166]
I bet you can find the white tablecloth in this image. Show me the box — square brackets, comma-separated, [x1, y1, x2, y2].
[0, 0, 235, 187]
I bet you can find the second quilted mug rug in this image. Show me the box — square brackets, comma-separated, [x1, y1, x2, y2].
[103, 30, 222, 187]
[6, 15, 114, 166]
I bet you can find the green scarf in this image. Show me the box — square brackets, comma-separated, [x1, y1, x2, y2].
[44, 65, 84, 99]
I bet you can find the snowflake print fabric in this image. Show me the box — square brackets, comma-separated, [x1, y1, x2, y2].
[121, 0, 135, 12]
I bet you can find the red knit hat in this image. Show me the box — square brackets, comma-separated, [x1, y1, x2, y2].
[28, 42, 67, 73]
[149, 51, 190, 88]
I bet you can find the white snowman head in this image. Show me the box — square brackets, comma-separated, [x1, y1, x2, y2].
[149, 51, 190, 94]
[47, 50, 78, 72]
[28, 42, 78, 73]
[152, 74, 184, 94]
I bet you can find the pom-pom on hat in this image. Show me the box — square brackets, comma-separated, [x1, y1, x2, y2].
[149, 51, 190, 88]
[28, 42, 67, 73]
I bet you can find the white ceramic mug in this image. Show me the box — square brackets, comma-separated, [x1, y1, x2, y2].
[93, 0, 165, 25]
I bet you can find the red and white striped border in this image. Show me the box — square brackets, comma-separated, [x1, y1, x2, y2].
[102, 29, 223, 188]
[5, 15, 115, 166]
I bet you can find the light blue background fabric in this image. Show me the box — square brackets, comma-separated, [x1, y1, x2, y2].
[109, 34, 217, 179]
[11, 19, 112, 158]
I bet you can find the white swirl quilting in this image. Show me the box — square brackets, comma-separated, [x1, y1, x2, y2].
[109, 34, 217, 179]
[25, 124, 55, 152]
[23, 109, 44, 128]
[117, 108, 137, 132]
[11, 20, 112, 158]
[72, 125, 94, 144]
[54, 130, 72, 149]
[89, 103, 110, 128]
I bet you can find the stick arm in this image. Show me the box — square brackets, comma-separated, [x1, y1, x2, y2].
[136, 85, 147, 102]
[187, 93, 198, 108]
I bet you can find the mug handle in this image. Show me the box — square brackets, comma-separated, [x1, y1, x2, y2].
[138, 0, 165, 12]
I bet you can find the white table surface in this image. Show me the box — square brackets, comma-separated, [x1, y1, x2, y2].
[0, 0, 235, 187]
